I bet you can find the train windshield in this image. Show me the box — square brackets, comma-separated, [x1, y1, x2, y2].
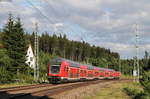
[51, 65, 60, 74]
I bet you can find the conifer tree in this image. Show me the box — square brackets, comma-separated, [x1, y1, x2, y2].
[3, 14, 14, 54]
[2, 14, 15, 76]
[3, 14, 27, 77]
[13, 17, 27, 70]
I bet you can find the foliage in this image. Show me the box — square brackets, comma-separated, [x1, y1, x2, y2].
[33, 33, 120, 70]
[2, 14, 28, 80]
[2, 13, 150, 85]
[139, 52, 150, 98]
[0, 49, 12, 83]
[0, 49, 11, 67]
[39, 52, 53, 82]
[134, 92, 150, 99]
[124, 87, 142, 98]
[0, 67, 12, 83]
[140, 71, 150, 95]
[124, 52, 150, 99]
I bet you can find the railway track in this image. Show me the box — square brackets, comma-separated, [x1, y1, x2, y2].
[0, 84, 51, 92]
[0, 79, 132, 99]
[0, 83, 53, 99]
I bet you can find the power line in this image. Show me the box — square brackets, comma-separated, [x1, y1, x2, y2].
[44, 0, 82, 37]
[26, 0, 55, 24]
[44, 0, 62, 19]
[44, 0, 99, 43]
[27, 0, 99, 44]
[25, 0, 57, 32]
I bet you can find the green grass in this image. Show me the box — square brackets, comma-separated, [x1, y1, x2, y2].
[84, 81, 141, 99]
[121, 75, 133, 79]
[0, 82, 35, 88]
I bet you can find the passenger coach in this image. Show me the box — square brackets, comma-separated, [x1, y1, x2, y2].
[47, 58, 121, 83]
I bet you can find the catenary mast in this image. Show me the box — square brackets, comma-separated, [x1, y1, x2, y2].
[133, 24, 140, 82]
[34, 23, 39, 82]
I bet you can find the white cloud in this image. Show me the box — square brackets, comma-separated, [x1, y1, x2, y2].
[53, 23, 64, 32]
[0, 0, 150, 59]
[62, 0, 101, 10]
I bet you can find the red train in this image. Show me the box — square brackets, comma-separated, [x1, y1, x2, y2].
[47, 58, 121, 83]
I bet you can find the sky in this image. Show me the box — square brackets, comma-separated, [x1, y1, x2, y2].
[0, 0, 150, 59]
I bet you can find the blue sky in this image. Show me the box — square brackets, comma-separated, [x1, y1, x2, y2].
[0, 0, 150, 59]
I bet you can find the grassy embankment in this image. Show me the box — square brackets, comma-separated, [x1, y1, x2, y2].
[84, 80, 143, 99]
[0, 83, 36, 88]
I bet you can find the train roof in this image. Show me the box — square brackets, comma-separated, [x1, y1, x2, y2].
[51, 57, 80, 68]
[50, 57, 115, 71]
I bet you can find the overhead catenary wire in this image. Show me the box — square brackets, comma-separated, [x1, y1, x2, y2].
[44, 0, 86, 39]
[26, 0, 55, 25]
[44, 0, 102, 44]
[25, 0, 58, 33]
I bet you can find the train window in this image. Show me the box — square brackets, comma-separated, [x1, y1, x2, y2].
[51, 65, 60, 74]
[64, 67, 68, 72]
[100, 75, 104, 77]
[69, 72, 73, 78]
[80, 70, 83, 73]
[88, 74, 93, 77]
[95, 72, 99, 75]
[76, 73, 79, 77]
[66, 67, 69, 72]
[70, 63, 80, 68]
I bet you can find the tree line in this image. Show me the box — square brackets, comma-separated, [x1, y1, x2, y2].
[0, 14, 120, 83]
[0, 14, 149, 86]
[26, 32, 120, 68]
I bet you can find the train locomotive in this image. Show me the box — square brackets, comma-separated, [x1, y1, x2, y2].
[47, 58, 121, 83]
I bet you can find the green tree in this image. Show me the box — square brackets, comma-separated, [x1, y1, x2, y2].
[138, 51, 150, 98]
[39, 52, 52, 81]
[2, 14, 28, 78]
[0, 49, 12, 83]
[143, 51, 149, 71]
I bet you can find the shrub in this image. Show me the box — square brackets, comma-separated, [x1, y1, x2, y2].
[124, 87, 142, 98]
[140, 71, 150, 94]
[0, 67, 12, 84]
[134, 92, 150, 99]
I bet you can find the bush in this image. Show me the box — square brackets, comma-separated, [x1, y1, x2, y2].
[124, 86, 150, 99]
[124, 87, 141, 98]
[0, 67, 12, 84]
[134, 92, 150, 99]
[141, 71, 150, 94]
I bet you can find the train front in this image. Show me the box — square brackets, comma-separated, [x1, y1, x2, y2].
[47, 58, 62, 83]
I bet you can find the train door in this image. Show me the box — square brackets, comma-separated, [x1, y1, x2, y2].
[94, 70, 99, 78]
[61, 62, 69, 77]
[47, 62, 50, 76]
[99, 70, 104, 79]
[76, 68, 80, 79]
[109, 71, 114, 79]
[104, 70, 109, 79]
[87, 70, 93, 79]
